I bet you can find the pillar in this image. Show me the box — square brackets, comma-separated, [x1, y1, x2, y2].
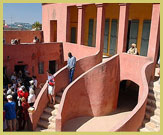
[147, 4, 160, 79]
[147, 4, 160, 61]
[66, 7, 71, 42]
[77, 5, 85, 45]
[117, 3, 129, 54]
[95, 4, 105, 58]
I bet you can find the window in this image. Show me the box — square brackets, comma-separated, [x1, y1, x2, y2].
[88, 19, 94, 46]
[109, 19, 118, 55]
[38, 62, 44, 74]
[103, 19, 110, 53]
[70, 27, 77, 43]
[140, 20, 151, 56]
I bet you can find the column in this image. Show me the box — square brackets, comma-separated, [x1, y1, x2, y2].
[147, 4, 160, 79]
[66, 7, 71, 42]
[77, 5, 85, 45]
[117, 3, 129, 54]
[95, 4, 105, 56]
[147, 4, 160, 61]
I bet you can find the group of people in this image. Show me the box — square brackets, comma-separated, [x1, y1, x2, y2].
[3, 52, 77, 131]
[3, 71, 37, 131]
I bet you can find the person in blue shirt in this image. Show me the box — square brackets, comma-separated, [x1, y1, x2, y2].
[4, 95, 16, 131]
[67, 52, 76, 83]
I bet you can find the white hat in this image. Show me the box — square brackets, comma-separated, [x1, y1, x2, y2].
[7, 95, 12, 99]
[29, 80, 34, 84]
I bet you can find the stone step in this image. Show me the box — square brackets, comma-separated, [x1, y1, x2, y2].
[54, 103, 60, 109]
[148, 92, 160, 101]
[142, 118, 150, 127]
[149, 86, 160, 94]
[56, 91, 63, 97]
[44, 107, 54, 115]
[40, 113, 51, 121]
[147, 98, 160, 109]
[40, 113, 56, 123]
[35, 127, 45, 131]
[41, 129, 56, 132]
[139, 127, 150, 132]
[145, 111, 154, 120]
[146, 106, 160, 117]
[47, 103, 55, 109]
[154, 108, 160, 116]
[146, 104, 156, 113]
[150, 115, 160, 125]
[44, 107, 58, 116]
[145, 122, 159, 132]
[37, 120, 49, 129]
[55, 96, 61, 104]
[51, 109, 58, 116]
[37, 120, 56, 129]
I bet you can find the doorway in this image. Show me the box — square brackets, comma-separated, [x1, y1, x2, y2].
[14, 65, 26, 74]
[50, 20, 57, 42]
[117, 80, 139, 112]
[49, 60, 57, 75]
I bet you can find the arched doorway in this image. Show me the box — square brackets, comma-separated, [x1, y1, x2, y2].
[117, 80, 139, 112]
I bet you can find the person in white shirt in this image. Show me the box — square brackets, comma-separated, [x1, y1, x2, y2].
[28, 89, 36, 107]
[11, 72, 17, 82]
[47, 70, 55, 104]
[32, 76, 37, 88]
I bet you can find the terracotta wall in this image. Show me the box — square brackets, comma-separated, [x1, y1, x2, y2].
[3, 31, 43, 44]
[42, 4, 69, 43]
[56, 55, 120, 131]
[111, 54, 154, 131]
[63, 42, 98, 61]
[3, 43, 64, 84]
[30, 48, 102, 130]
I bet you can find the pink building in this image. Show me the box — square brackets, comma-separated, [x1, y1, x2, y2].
[4, 3, 160, 132]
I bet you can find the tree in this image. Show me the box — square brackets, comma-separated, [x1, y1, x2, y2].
[32, 21, 42, 30]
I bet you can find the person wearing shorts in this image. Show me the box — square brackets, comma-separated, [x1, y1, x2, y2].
[47, 70, 55, 104]
[4, 95, 16, 131]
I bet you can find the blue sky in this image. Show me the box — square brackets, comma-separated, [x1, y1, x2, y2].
[3, 3, 42, 24]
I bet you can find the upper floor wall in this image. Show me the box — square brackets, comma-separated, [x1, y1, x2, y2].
[3, 30, 43, 44]
[3, 43, 64, 84]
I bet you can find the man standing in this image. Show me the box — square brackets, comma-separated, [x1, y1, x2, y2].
[4, 95, 16, 131]
[67, 52, 76, 83]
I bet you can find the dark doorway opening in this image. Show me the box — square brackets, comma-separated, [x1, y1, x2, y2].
[14, 65, 26, 75]
[117, 80, 139, 112]
[49, 60, 57, 75]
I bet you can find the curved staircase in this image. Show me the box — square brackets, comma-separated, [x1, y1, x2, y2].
[139, 68, 160, 132]
[35, 91, 63, 132]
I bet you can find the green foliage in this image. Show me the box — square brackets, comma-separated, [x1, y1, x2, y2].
[32, 21, 42, 30]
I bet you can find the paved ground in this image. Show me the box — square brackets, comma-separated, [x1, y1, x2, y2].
[63, 81, 138, 131]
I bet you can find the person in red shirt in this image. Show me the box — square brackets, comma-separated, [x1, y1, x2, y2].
[21, 97, 30, 130]
[19, 86, 29, 100]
